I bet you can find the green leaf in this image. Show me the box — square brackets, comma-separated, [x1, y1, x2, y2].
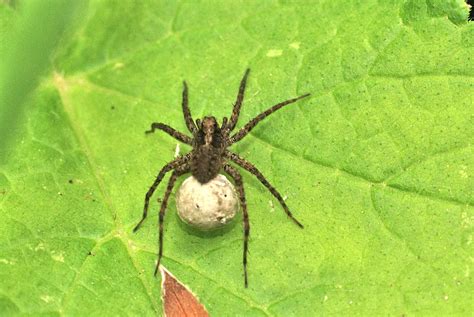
[1, 0, 473, 316]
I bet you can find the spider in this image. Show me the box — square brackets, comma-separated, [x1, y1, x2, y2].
[133, 69, 310, 287]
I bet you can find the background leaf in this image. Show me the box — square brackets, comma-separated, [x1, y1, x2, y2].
[0, 0, 82, 161]
[1, 0, 473, 316]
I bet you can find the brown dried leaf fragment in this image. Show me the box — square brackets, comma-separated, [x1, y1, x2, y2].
[160, 266, 209, 317]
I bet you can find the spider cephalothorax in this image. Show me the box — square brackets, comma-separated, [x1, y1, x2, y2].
[133, 69, 310, 287]
[193, 116, 226, 183]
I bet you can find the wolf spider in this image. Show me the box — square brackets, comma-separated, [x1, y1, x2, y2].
[133, 69, 310, 287]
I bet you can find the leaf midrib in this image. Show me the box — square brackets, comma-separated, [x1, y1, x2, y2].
[52, 73, 161, 314]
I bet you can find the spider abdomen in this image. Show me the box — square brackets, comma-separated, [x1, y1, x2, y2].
[191, 146, 223, 184]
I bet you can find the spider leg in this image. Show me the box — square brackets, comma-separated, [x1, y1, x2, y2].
[226, 68, 250, 132]
[182, 81, 197, 134]
[146, 122, 192, 145]
[226, 150, 304, 228]
[133, 153, 191, 232]
[154, 165, 188, 275]
[229, 93, 310, 144]
[223, 164, 250, 288]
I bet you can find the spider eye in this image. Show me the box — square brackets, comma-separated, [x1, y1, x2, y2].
[197, 130, 205, 144]
[212, 130, 222, 147]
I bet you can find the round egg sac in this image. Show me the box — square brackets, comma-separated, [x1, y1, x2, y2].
[175, 174, 239, 230]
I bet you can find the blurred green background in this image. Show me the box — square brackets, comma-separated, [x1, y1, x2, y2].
[0, 0, 84, 161]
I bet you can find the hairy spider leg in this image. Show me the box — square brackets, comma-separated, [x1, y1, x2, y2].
[182, 81, 197, 134]
[224, 164, 250, 288]
[226, 150, 304, 228]
[145, 122, 192, 145]
[154, 167, 188, 275]
[226, 68, 250, 132]
[134, 153, 191, 232]
[230, 93, 311, 144]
